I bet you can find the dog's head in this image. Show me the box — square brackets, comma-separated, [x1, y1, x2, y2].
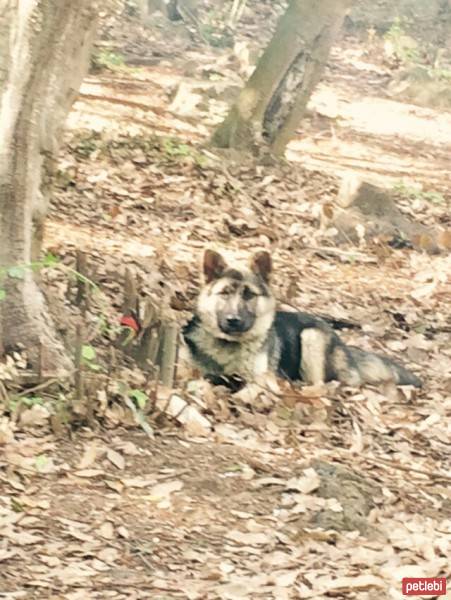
[196, 249, 276, 340]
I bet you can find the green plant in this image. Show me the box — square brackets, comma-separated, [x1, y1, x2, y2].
[91, 49, 125, 72]
[21, 395, 44, 407]
[128, 389, 148, 410]
[35, 455, 50, 472]
[430, 67, 451, 82]
[0, 252, 123, 386]
[384, 19, 420, 64]
[82, 345, 102, 372]
[0, 251, 101, 300]
[0, 252, 60, 301]
[393, 182, 446, 205]
[71, 132, 102, 158]
[162, 138, 207, 166]
[8, 395, 44, 412]
[162, 138, 192, 157]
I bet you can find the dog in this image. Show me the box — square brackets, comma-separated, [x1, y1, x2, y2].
[182, 249, 422, 390]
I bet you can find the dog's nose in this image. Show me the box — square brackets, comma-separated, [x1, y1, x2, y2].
[225, 316, 243, 331]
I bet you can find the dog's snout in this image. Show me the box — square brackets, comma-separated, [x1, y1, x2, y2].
[217, 308, 256, 337]
[225, 316, 243, 330]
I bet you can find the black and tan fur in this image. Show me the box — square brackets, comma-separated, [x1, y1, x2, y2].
[182, 250, 422, 390]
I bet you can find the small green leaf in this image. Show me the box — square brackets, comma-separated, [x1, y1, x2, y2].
[225, 464, 243, 473]
[11, 498, 25, 513]
[129, 389, 148, 410]
[35, 455, 48, 471]
[87, 362, 102, 372]
[0, 289, 5, 301]
[177, 144, 190, 156]
[82, 345, 96, 361]
[7, 266, 25, 279]
[22, 395, 44, 407]
[43, 252, 59, 267]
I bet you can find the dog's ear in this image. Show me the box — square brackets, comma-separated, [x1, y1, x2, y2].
[203, 249, 227, 283]
[251, 251, 272, 283]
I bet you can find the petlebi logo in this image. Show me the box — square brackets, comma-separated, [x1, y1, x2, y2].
[402, 577, 447, 596]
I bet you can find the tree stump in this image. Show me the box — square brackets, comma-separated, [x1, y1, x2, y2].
[322, 175, 446, 254]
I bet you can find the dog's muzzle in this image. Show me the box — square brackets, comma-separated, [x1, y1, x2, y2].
[219, 315, 250, 336]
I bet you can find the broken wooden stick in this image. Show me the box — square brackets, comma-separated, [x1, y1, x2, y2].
[159, 322, 179, 388]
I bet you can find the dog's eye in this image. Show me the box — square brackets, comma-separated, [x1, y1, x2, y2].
[218, 287, 232, 296]
[243, 287, 258, 300]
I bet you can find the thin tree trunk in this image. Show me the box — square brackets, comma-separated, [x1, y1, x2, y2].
[0, 0, 99, 379]
[211, 0, 352, 156]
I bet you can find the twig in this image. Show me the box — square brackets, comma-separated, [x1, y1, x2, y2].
[304, 246, 377, 262]
[75, 250, 89, 307]
[159, 323, 178, 388]
[79, 92, 158, 113]
[74, 321, 95, 428]
[123, 394, 154, 438]
[16, 377, 58, 397]
[74, 322, 84, 408]
[0, 379, 11, 406]
[106, 345, 116, 401]
[337, 449, 451, 483]
[146, 327, 160, 366]
[228, 0, 247, 27]
[173, 329, 180, 384]
[148, 365, 160, 414]
[172, 395, 192, 422]
[131, 546, 154, 572]
[367, 455, 451, 482]
[122, 267, 138, 315]
[159, 385, 174, 418]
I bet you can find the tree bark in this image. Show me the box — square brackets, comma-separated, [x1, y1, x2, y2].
[0, 0, 99, 378]
[211, 0, 352, 156]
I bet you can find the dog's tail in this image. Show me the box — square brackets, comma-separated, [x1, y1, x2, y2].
[347, 346, 422, 388]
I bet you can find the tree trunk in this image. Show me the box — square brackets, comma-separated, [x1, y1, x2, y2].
[211, 0, 352, 156]
[0, 0, 98, 379]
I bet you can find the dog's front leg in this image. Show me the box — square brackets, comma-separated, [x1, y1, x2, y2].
[299, 328, 327, 384]
[205, 373, 247, 393]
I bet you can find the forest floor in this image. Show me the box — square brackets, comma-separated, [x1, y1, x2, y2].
[1, 8, 450, 600]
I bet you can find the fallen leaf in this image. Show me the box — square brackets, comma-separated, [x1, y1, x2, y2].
[78, 443, 100, 469]
[226, 530, 271, 546]
[149, 479, 184, 500]
[107, 448, 125, 470]
[98, 521, 115, 540]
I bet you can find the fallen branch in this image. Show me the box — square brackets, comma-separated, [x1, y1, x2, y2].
[338, 449, 451, 483]
[16, 377, 59, 397]
[304, 246, 378, 263]
[159, 323, 179, 388]
[75, 249, 89, 307]
[74, 322, 84, 409]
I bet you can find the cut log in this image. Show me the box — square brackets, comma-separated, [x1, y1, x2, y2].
[323, 175, 444, 254]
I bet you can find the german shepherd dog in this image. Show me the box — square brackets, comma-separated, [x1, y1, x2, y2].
[182, 250, 422, 390]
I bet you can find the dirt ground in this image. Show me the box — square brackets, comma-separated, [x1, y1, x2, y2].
[1, 6, 450, 600]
